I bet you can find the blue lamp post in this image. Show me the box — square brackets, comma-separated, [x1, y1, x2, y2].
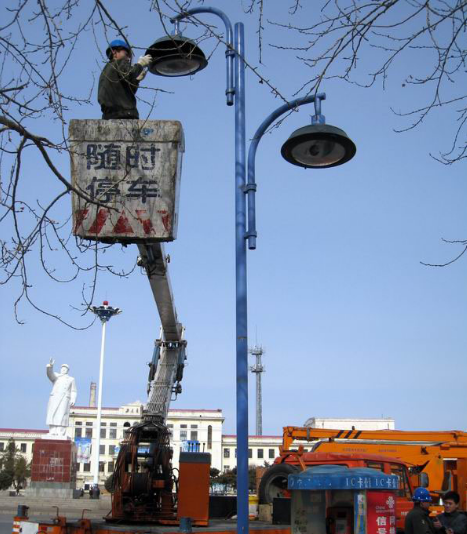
[146, 8, 356, 534]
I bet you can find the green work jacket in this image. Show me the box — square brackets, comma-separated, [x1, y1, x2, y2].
[405, 506, 437, 534]
[98, 58, 144, 119]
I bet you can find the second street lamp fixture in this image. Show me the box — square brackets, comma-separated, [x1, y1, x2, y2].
[281, 123, 356, 169]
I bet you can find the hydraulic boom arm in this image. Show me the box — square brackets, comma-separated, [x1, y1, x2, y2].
[137, 243, 186, 423]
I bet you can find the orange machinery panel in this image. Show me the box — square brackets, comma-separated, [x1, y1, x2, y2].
[177, 452, 211, 526]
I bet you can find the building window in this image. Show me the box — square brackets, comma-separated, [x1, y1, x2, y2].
[100, 428, 106, 439]
[180, 424, 187, 429]
[85, 427, 93, 438]
[83, 463, 91, 472]
[190, 431, 198, 441]
[75, 422, 83, 437]
[257, 448, 264, 459]
[99, 445, 105, 455]
[107, 462, 114, 473]
[207, 425, 212, 450]
[224, 465, 230, 471]
[248, 448, 252, 459]
[269, 449, 275, 459]
[109, 445, 116, 456]
[224, 448, 230, 458]
[191, 424, 198, 429]
[109, 423, 117, 439]
[86, 422, 93, 426]
[0, 442, 5, 452]
[124, 422, 131, 428]
[180, 430, 187, 441]
[20, 443, 27, 453]
[99, 461, 105, 473]
[235, 448, 237, 458]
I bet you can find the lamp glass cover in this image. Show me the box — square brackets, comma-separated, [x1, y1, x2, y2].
[153, 56, 202, 76]
[291, 138, 347, 167]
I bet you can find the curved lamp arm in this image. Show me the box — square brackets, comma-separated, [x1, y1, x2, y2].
[246, 93, 326, 250]
[172, 7, 235, 105]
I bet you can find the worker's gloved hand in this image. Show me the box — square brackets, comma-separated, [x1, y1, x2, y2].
[136, 69, 147, 82]
[137, 54, 153, 67]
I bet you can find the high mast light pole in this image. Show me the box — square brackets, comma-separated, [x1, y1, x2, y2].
[90, 301, 122, 487]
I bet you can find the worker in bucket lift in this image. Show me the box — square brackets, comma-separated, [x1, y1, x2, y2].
[433, 491, 467, 534]
[405, 487, 437, 534]
[98, 39, 152, 120]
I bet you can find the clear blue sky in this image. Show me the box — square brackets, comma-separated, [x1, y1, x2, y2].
[1, 1, 466, 435]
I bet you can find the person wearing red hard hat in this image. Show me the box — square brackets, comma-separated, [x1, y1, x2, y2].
[98, 39, 152, 119]
[405, 487, 437, 534]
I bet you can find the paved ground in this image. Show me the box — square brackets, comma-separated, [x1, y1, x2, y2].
[0, 493, 111, 519]
[0, 494, 288, 534]
[0, 517, 14, 534]
[2, 517, 288, 534]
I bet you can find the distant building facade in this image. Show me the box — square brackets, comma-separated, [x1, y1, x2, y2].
[0, 403, 282, 488]
[0, 428, 47, 466]
[0, 415, 398, 488]
[303, 417, 395, 430]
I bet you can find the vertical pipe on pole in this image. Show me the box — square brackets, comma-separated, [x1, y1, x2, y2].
[234, 22, 249, 534]
[93, 320, 107, 485]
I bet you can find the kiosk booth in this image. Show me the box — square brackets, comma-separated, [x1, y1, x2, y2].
[288, 465, 400, 534]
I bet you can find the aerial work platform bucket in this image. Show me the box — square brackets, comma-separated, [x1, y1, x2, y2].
[69, 119, 184, 243]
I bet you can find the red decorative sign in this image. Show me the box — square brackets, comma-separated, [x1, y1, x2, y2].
[367, 491, 397, 534]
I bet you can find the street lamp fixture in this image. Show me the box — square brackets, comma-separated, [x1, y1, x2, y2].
[146, 8, 356, 534]
[90, 300, 122, 488]
[146, 34, 207, 77]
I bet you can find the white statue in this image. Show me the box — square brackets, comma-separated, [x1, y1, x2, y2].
[46, 358, 77, 438]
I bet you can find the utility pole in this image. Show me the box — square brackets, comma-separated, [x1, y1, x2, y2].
[249, 345, 265, 436]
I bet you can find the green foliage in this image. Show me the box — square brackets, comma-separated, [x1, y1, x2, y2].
[211, 466, 257, 492]
[0, 439, 31, 492]
[0, 470, 13, 490]
[217, 467, 236, 487]
[210, 467, 220, 479]
[248, 466, 256, 492]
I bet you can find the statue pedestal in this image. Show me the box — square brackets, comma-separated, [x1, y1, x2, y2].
[27, 439, 77, 498]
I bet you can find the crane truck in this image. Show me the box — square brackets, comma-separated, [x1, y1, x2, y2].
[258, 426, 467, 530]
